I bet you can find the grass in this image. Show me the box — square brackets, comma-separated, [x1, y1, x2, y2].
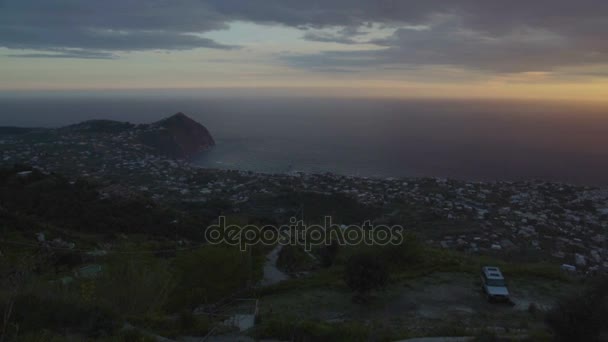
[0, 214, 577, 342]
[258, 244, 572, 299]
[250, 316, 396, 342]
[253, 244, 576, 341]
[127, 313, 211, 338]
[395, 247, 574, 282]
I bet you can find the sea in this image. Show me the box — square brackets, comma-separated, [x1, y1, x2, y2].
[1, 93, 607, 185]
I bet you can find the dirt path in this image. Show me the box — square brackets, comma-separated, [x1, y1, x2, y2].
[260, 245, 288, 286]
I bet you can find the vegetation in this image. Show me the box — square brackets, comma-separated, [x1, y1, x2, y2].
[344, 252, 388, 301]
[251, 317, 379, 342]
[546, 276, 608, 342]
[167, 246, 253, 311]
[9, 293, 118, 338]
[276, 245, 315, 273]
[0, 165, 598, 340]
[95, 254, 174, 316]
[0, 244, 261, 341]
[62, 120, 135, 134]
[0, 165, 206, 239]
[318, 241, 340, 268]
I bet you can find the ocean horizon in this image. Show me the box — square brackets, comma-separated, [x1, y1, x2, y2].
[2, 95, 608, 185]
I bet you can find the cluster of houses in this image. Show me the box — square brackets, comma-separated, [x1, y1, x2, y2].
[2, 128, 606, 274]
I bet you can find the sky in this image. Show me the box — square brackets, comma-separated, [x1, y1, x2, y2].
[1, 0, 608, 102]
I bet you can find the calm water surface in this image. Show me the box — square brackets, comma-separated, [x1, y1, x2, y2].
[1, 96, 607, 185]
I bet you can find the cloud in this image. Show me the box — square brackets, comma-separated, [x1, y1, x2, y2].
[0, 27, 237, 52]
[284, 12, 608, 73]
[302, 32, 358, 45]
[0, 0, 235, 56]
[301, 25, 375, 45]
[7, 49, 117, 59]
[1, 0, 607, 72]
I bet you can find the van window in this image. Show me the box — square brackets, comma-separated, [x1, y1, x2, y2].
[486, 278, 505, 287]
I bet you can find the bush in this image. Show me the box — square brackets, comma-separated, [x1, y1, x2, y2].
[377, 233, 423, 271]
[318, 241, 339, 268]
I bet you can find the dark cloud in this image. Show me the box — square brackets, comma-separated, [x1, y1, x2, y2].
[286, 15, 608, 73]
[0, 27, 236, 52]
[207, 0, 608, 37]
[7, 49, 117, 59]
[0, 0, 234, 55]
[302, 33, 356, 45]
[1, 0, 607, 72]
[302, 26, 371, 44]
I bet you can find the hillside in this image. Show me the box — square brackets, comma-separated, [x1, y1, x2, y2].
[1, 113, 607, 341]
[139, 112, 216, 159]
[62, 119, 135, 134]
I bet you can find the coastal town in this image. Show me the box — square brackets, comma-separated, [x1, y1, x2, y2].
[1, 117, 607, 276]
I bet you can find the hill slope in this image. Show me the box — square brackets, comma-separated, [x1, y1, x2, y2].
[139, 112, 215, 159]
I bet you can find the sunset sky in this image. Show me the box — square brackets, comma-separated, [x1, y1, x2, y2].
[1, 0, 608, 101]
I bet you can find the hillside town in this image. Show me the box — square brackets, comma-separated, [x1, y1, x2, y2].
[1, 120, 606, 276]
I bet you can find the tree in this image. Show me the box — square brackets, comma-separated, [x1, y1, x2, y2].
[276, 245, 313, 273]
[319, 241, 339, 268]
[344, 253, 388, 302]
[545, 277, 608, 342]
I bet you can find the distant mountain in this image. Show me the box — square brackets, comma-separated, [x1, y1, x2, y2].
[0, 126, 42, 135]
[138, 112, 216, 159]
[0, 112, 215, 160]
[62, 119, 135, 133]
